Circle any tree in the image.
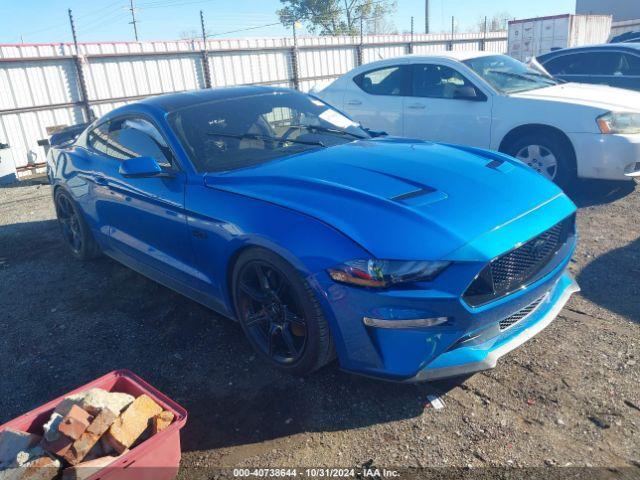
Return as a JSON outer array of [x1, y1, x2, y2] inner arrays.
[[277, 0, 397, 36], [473, 12, 511, 33]]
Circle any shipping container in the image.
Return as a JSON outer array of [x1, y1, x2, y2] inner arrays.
[[508, 14, 612, 62]]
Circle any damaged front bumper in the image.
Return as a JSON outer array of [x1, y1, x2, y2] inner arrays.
[[406, 273, 579, 382]]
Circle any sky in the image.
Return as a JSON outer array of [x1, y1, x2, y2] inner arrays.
[[0, 0, 577, 44]]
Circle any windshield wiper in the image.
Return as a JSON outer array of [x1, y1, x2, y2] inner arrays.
[[487, 69, 554, 84], [207, 131, 325, 147], [287, 124, 368, 139]]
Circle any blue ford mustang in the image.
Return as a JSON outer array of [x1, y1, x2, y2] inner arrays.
[[47, 86, 579, 381]]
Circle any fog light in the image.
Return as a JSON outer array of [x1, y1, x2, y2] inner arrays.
[[363, 316, 449, 329]]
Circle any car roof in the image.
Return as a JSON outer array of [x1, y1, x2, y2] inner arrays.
[[405, 50, 498, 62], [538, 43, 640, 59], [138, 85, 295, 113]]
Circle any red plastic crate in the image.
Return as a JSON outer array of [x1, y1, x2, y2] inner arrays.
[[0, 370, 188, 480]]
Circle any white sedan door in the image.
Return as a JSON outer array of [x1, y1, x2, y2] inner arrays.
[[403, 63, 493, 147], [342, 64, 411, 137]]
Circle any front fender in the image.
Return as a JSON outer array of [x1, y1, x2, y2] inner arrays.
[[184, 183, 371, 317]]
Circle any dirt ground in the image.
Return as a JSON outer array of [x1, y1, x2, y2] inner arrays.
[[0, 178, 638, 476]]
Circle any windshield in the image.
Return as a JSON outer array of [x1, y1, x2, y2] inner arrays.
[[463, 55, 558, 94], [168, 91, 368, 173]]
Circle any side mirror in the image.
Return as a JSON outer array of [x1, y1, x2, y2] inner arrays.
[[118, 156, 173, 178], [453, 86, 485, 101], [363, 127, 388, 138]]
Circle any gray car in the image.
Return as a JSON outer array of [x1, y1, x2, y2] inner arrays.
[[536, 44, 640, 92]]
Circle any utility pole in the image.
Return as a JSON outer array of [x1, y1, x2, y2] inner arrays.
[[425, 0, 429, 34], [482, 16, 488, 51], [291, 21, 300, 91], [357, 13, 364, 66], [449, 16, 455, 51], [67, 9, 93, 122], [409, 16, 414, 54], [200, 10, 212, 88], [129, 0, 139, 41]]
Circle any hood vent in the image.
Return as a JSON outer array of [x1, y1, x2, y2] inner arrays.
[[486, 159, 504, 170], [391, 187, 435, 202]]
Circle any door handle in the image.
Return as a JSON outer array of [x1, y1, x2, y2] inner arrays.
[[407, 103, 426, 110], [346, 99, 362, 106]]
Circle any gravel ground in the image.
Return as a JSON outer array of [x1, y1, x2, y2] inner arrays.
[[0, 178, 638, 475]]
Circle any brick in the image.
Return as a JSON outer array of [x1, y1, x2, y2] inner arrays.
[[61, 455, 119, 480], [151, 411, 175, 435], [58, 406, 93, 441], [63, 409, 117, 466], [105, 395, 162, 454], [0, 429, 41, 470]]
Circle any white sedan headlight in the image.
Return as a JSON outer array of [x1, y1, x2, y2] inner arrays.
[[597, 112, 640, 135]]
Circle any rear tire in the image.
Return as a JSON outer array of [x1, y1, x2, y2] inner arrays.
[[503, 131, 576, 189], [231, 247, 334, 376], [54, 188, 101, 261]]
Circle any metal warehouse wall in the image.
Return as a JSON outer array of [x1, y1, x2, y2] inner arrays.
[[0, 31, 507, 179]]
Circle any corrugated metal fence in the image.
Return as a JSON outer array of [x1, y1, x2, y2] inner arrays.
[[0, 31, 507, 180]]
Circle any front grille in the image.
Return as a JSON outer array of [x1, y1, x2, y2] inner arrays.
[[491, 222, 564, 294], [499, 294, 546, 331], [463, 215, 574, 307]]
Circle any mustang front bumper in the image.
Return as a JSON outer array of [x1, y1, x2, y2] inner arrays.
[[311, 246, 577, 382], [407, 273, 579, 382]]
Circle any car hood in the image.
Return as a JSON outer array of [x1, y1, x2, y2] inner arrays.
[[204, 139, 574, 261], [511, 82, 640, 112]]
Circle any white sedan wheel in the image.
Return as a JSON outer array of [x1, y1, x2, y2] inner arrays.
[[515, 144, 558, 181]]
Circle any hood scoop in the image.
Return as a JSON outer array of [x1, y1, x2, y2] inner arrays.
[[391, 186, 448, 207]]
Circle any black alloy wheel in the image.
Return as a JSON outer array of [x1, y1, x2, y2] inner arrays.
[[232, 248, 334, 375], [55, 191, 84, 255], [54, 189, 101, 260], [237, 261, 308, 364]]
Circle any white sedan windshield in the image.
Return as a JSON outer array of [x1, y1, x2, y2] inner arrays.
[[464, 55, 558, 94]]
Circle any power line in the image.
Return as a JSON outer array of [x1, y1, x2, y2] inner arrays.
[[206, 22, 282, 38]]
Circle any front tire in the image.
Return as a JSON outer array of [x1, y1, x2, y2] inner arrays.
[[503, 132, 576, 188], [54, 189, 101, 260], [231, 248, 334, 376]]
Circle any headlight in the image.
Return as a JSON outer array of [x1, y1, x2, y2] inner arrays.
[[327, 259, 450, 288], [597, 112, 640, 134]]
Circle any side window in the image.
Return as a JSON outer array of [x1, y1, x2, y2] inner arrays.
[[106, 118, 173, 168], [411, 64, 475, 99], [618, 53, 640, 76], [354, 66, 409, 96], [87, 122, 111, 154], [545, 52, 618, 76]]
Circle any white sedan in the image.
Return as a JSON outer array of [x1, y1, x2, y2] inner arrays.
[[315, 51, 640, 186]]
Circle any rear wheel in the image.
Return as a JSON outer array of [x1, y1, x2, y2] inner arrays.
[[232, 248, 334, 375], [504, 132, 576, 188], [54, 189, 100, 260]]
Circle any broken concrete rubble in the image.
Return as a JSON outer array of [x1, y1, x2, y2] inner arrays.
[[2, 386, 176, 480], [152, 411, 175, 435], [53, 389, 134, 418], [0, 430, 41, 470], [41, 414, 62, 443], [0, 444, 61, 480], [106, 394, 162, 454], [61, 455, 119, 480]]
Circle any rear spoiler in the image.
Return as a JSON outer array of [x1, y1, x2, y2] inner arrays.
[[50, 123, 89, 147]]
